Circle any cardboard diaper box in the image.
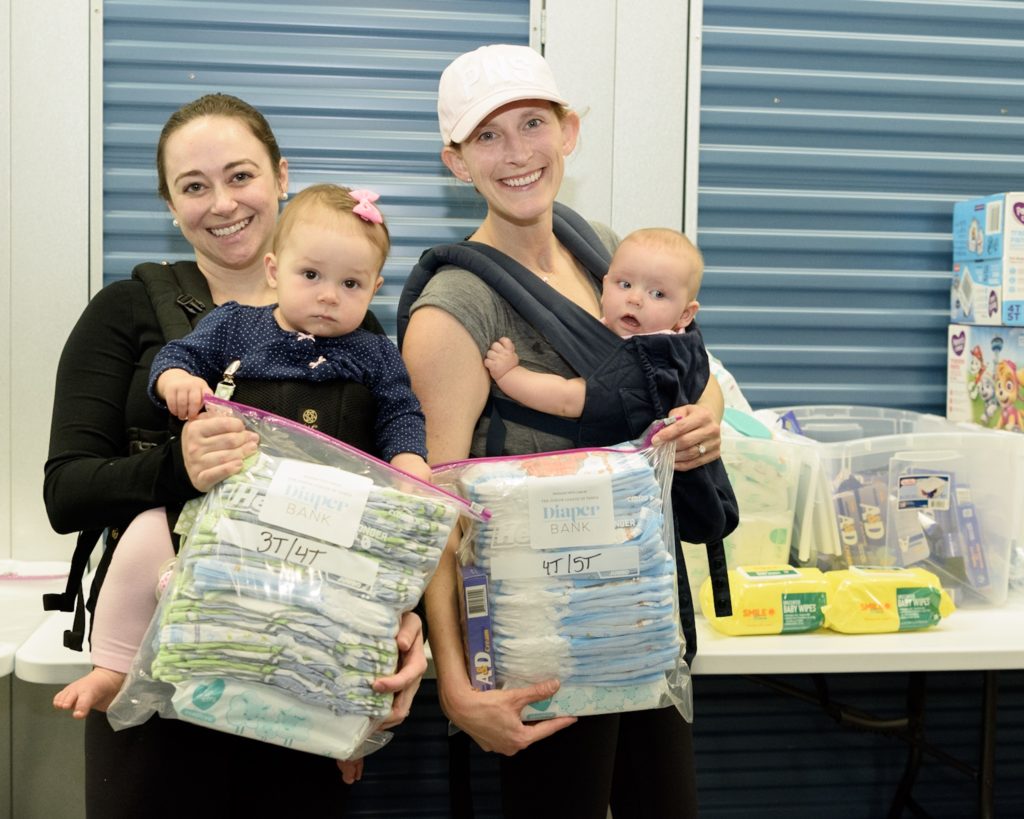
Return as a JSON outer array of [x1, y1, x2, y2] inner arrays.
[[951, 193, 1024, 326], [947, 323, 1024, 432], [951, 258, 1005, 326], [952, 193, 1024, 262]]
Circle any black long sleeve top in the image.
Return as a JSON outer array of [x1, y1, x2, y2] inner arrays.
[[44, 277, 202, 536]]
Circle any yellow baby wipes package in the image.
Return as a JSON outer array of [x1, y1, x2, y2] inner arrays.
[[700, 565, 827, 635], [822, 566, 955, 634]]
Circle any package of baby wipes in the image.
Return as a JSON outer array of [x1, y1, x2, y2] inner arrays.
[[822, 566, 955, 633], [108, 395, 483, 760], [433, 420, 688, 721], [700, 565, 828, 635]]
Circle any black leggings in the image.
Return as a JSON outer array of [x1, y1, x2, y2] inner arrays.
[[499, 706, 698, 819], [85, 711, 350, 818]]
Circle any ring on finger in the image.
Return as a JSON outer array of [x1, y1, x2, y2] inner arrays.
[[696, 442, 707, 457]]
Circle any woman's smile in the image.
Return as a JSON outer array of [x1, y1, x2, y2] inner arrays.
[[209, 216, 252, 238], [501, 169, 543, 188]]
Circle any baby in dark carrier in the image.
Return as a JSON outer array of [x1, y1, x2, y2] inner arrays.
[[400, 207, 739, 647], [483, 226, 706, 422]]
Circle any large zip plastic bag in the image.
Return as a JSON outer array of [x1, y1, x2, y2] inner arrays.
[[433, 419, 690, 721], [109, 395, 484, 759]]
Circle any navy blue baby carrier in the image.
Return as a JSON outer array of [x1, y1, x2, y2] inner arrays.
[[397, 203, 737, 658]]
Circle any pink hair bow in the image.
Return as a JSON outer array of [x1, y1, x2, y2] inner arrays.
[[350, 189, 383, 224]]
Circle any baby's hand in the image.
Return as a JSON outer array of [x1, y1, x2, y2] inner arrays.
[[337, 757, 364, 784], [484, 337, 520, 382], [157, 369, 213, 420], [390, 452, 432, 484]]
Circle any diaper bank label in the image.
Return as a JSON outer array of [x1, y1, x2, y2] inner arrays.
[[260, 458, 372, 547], [526, 472, 616, 549], [486, 473, 635, 581]]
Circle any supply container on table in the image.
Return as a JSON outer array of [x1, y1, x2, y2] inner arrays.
[[768, 404, 1022, 606], [681, 419, 816, 610]]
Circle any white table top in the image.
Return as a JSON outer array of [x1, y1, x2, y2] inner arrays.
[[15, 610, 93, 684], [17, 595, 1024, 686], [1, 564, 71, 677], [690, 597, 1024, 676]]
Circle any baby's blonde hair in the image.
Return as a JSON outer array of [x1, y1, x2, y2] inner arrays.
[[273, 184, 390, 271], [620, 227, 704, 298]]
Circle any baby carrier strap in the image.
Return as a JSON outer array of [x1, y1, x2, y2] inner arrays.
[[399, 202, 626, 449], [43, 262, 215, 652], [132, 260, 215, 337], [399, 202, 612, 371], [41, 529, 105, 650]]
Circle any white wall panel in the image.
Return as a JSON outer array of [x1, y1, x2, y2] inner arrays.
[[8, 0, 88, 560], [546, 0, 695, 237]]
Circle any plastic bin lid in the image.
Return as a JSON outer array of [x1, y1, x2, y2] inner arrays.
[[723, 407, 773, 440]]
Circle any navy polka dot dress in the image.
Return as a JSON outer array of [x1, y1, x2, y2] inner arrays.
[[149, 302, 426, 460]]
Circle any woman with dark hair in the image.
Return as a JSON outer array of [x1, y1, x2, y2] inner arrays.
[[45, 94, 426, 818]]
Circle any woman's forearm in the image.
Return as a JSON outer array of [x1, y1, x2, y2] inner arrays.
[[425, 540, 474, 703], [44, 440, 195, 534], [697, 372, 725, 422]]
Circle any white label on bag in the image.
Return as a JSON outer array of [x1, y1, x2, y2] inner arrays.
[[490, 545, 639, 581], [216, 518, 379, 590], [259, 459, 372, 547], [527, 473, 617, 549]]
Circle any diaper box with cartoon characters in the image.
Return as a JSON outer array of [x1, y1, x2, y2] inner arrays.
[[947, 323, 1024, 433], [768, 404, 1022, 607]]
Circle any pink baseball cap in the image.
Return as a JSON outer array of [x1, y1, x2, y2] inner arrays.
[[438, 44, 568, 145]]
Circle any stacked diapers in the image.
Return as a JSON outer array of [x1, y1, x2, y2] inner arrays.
[[110, 398, 470, 760], [152, 455, 451, 719], [437, 428, 688, 720]]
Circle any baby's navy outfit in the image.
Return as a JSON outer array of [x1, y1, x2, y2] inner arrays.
[[149, 302, 426, 461]]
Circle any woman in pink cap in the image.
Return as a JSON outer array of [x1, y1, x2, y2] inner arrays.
[[401, 44, 723, 818]]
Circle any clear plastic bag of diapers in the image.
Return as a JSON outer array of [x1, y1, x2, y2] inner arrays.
[[432, 419, 690, 722], [108, 395, 485, 760]]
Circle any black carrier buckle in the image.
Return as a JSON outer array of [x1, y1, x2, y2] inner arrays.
[[175, 294, 206, 316]]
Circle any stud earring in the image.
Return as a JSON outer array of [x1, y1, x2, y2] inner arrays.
[[281, 192, 289, 201], [172, 218, 180, 228], [465, 176, 473, 184]]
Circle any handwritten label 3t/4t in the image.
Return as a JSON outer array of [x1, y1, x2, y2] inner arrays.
[[217, 517, 379, 591]]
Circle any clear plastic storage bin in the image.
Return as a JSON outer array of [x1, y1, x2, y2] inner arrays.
[[769, 405, 1023, 607], [774, 404, 959, 441], [681, 431, 816, 610]]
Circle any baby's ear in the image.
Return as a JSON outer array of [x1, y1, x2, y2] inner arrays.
[[373, 274, 384, 294], [675, 300, 700, 331], [264, 252, 280, 288]]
